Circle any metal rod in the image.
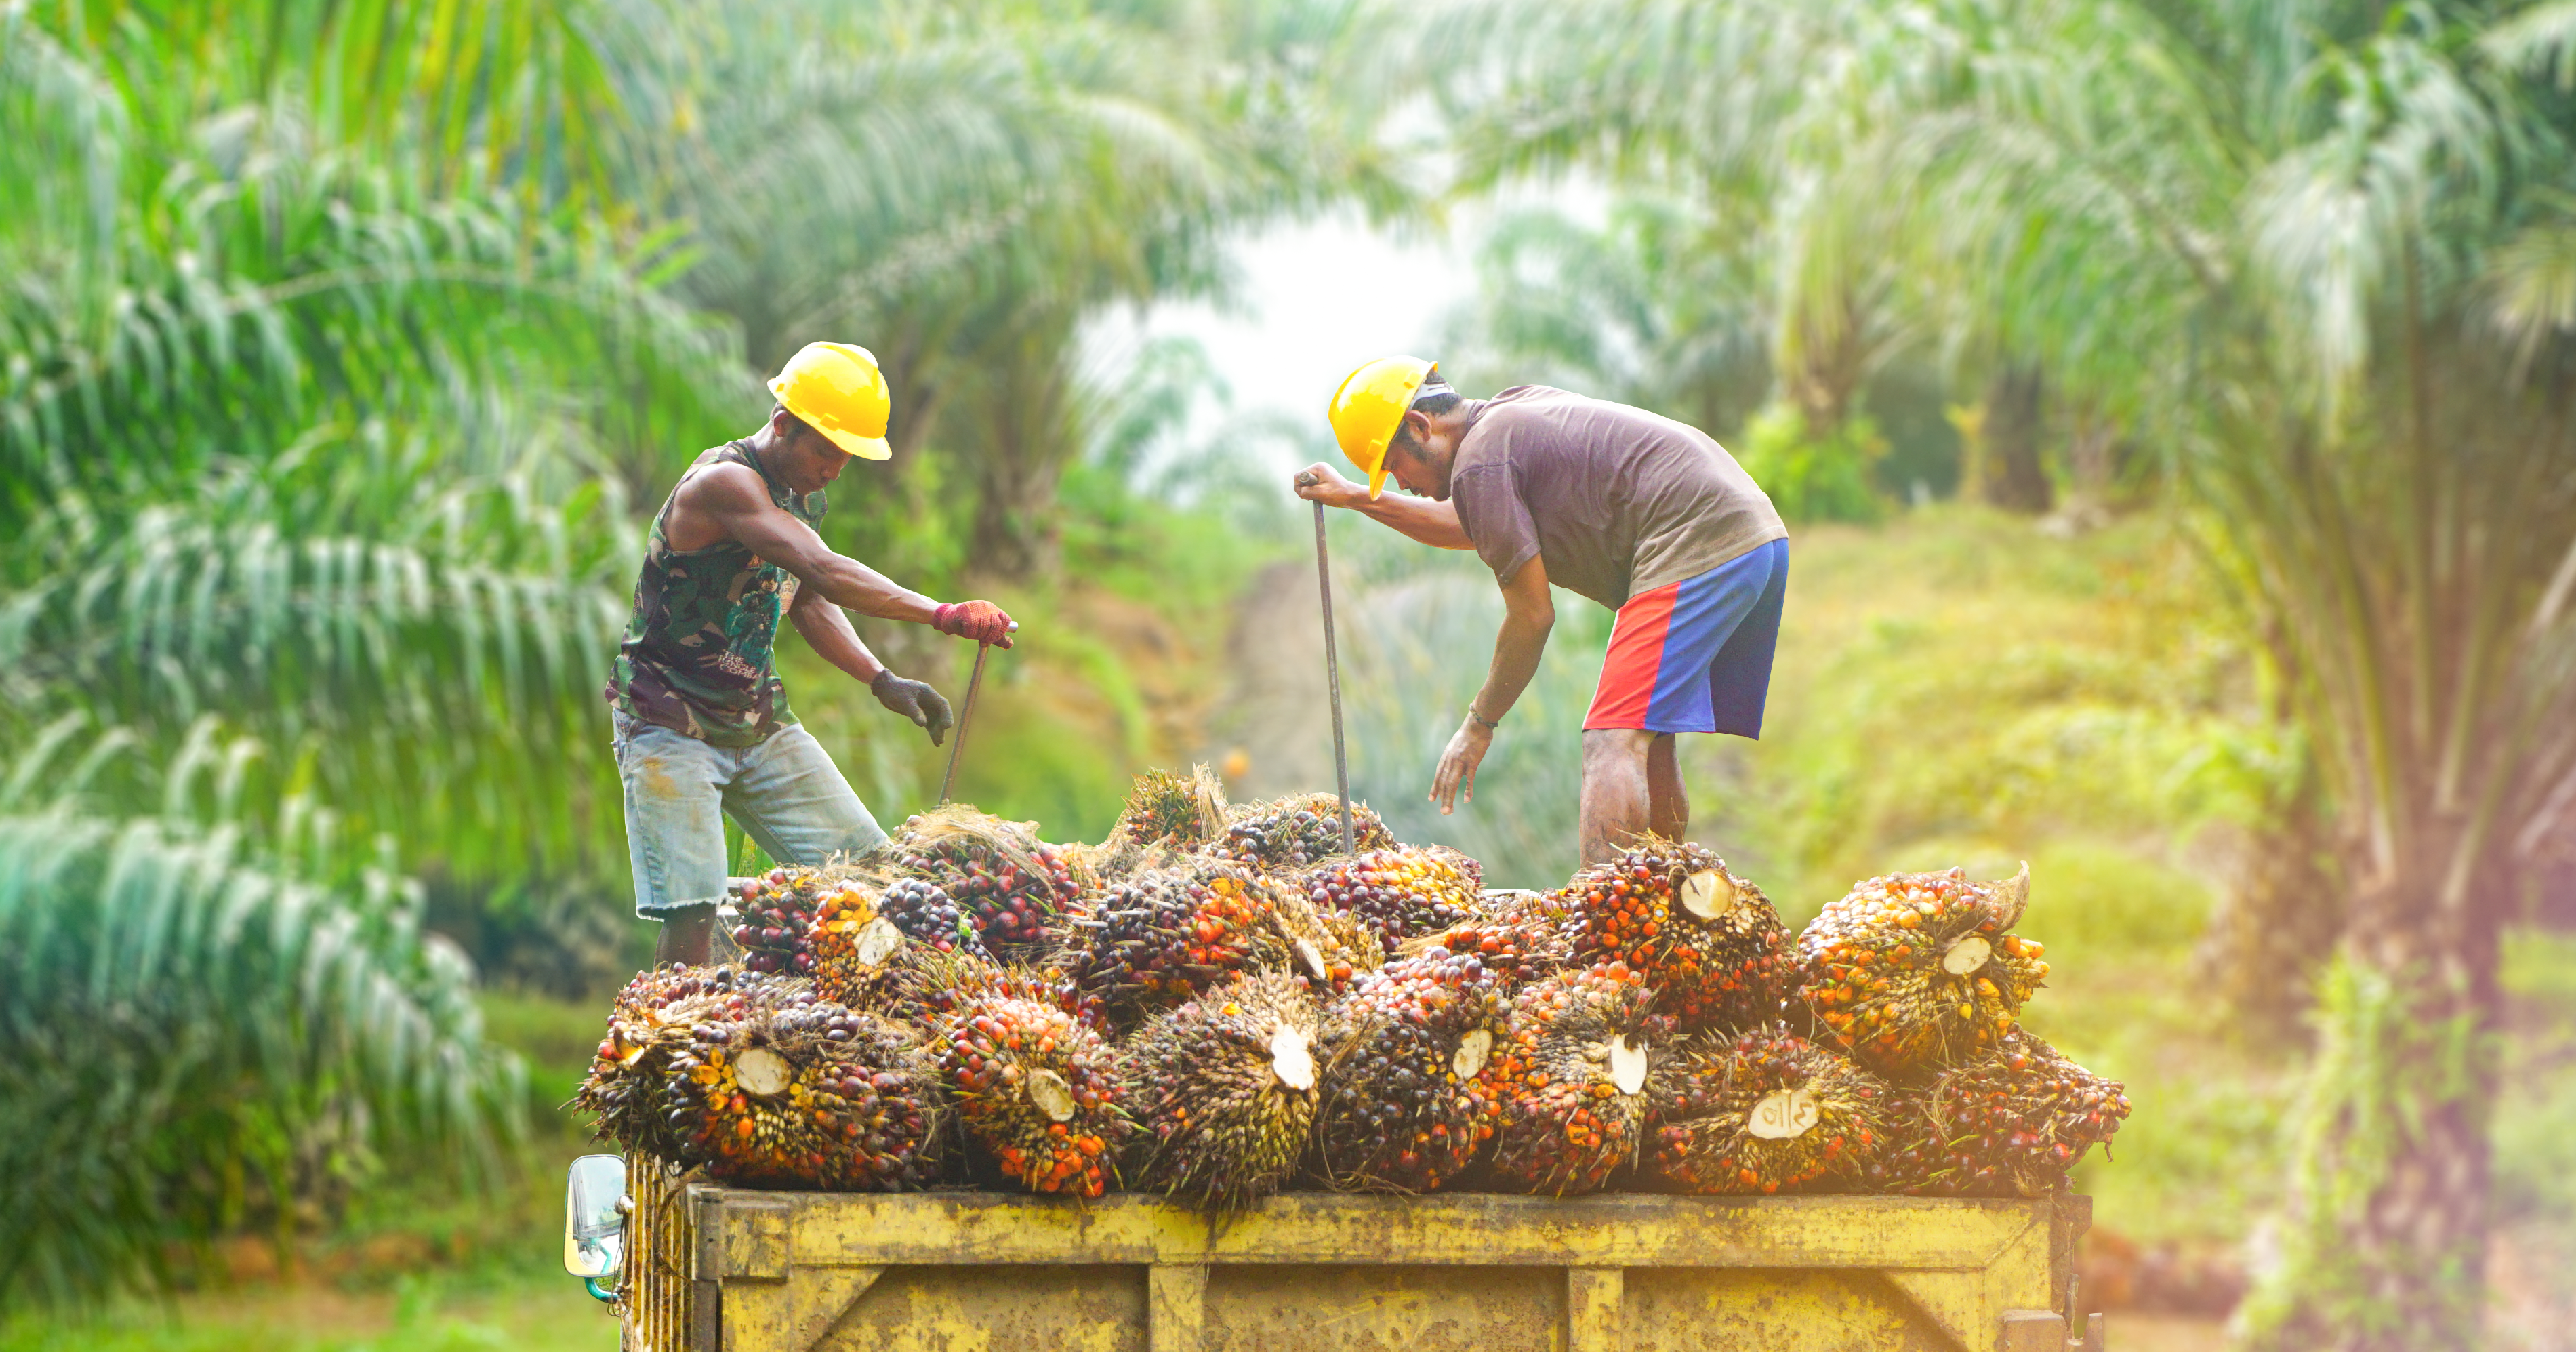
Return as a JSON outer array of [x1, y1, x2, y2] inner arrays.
[[939, 640, 993, 805], [1310, 493, 1356, 855]]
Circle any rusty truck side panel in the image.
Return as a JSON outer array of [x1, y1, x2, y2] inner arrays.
[[622, 1160, 2089, 1351]]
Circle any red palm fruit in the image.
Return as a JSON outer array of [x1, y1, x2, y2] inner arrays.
[[1300, 845, 1484, 949], [724, 867, 827, 976], [1793, 864, 2050, 1075], [1065, 859, 1379, 1016], [1868, 1030, 2130, 1198], [1562, 840, 1793, 1031], [1477, 963, 1667, 1196], [1648, 1025, 1888, 1194], [933, 992, 1134, 1197], [1406, 887, 1580, 984], [803, 880, 916, 1005], [888, 806, 1089, 957], [575, 964, 743, 1160], [1313, 946, 1509, 1193], [1126, 972, 1324, 1208], [651, 971, 944, 1190]]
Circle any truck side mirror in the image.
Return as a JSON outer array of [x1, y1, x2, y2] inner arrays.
[[564, 1154, 630, 1292]]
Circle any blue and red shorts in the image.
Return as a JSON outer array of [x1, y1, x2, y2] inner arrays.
[[1584, 539, 1789, 738]]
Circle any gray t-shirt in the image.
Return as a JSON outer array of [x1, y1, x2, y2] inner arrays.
[[1447, 386, 1787, 609]]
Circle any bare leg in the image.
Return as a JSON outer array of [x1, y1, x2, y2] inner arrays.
[[1647, 733, 1689, 840], [655, 904, 716, 968], [1580, 728, 1657, 865]]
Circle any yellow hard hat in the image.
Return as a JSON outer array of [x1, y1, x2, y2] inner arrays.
[[1327, 355, 1436, 499], [769, 342, 893, 460]]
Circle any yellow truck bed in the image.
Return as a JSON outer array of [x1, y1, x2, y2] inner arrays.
[[620, 1159, 2092, 1351]]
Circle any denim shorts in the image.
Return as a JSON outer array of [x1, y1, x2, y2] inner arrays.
[[614, 712, 890, 916]]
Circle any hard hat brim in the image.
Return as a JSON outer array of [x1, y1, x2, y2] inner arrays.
[[818, 425, 893, 460]]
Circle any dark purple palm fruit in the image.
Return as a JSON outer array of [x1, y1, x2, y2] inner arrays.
[[876, 876, 994, 962], [1313, 945, 1507, 1193], [890, 807, 1086, 956], [727, 868, 826, 976], [1868, 1030, 2130, 1197]]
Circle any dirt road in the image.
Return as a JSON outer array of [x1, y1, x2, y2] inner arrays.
[[1194, 559, 1333, 800]]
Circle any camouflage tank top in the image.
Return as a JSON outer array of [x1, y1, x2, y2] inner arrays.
[[607, 440, 827, 747]]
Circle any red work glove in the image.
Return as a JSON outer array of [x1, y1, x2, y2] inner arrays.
[[932, 600, 1016, 648]]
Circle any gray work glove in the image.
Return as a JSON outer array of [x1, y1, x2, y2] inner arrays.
[[871, 670, 953, 746]]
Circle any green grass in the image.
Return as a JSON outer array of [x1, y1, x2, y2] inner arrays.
[[2, 991, 618, 1351]]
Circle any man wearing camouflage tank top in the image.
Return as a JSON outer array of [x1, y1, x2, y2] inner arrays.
[[608, 343, 1017, 966]]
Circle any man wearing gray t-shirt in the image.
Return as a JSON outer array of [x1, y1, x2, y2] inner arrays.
[[1296, 356, 1788, 866]]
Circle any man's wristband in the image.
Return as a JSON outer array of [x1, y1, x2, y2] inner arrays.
[[1468, 706, 1501, 731]]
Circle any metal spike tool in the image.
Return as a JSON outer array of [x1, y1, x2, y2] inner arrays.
[[1294, 472, 1357, 854], [938, 622, 1014, 805]]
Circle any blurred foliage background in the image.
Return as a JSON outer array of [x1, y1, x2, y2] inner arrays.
[[4, 0, 2574, 1349]]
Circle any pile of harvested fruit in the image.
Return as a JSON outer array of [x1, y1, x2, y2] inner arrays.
[[577, 768, 2128, 1205]]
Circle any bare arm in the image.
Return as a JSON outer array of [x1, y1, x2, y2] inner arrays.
[[787, 574, 956, 744], [1432, 555, 1555, 812], [1292, 463, 1474, 550], [789, 586, 886, 684], [1475, 554, 1556, 721], [677, 465, 941, 622]]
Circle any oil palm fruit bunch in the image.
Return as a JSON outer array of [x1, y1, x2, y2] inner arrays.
[[1300, 845, 1485, 949], [877, 946, 1106, 1031], [890, 807, 1087, 955], [1870, 1030, 2130, 1198], [1214, 793, 1395, 867], [1563, 841, 1793, 1031], [727, 868, 831, 976], [1112, 765, 1231, 849], [933, 991, 1135, 1197], [806, 881, 914, 1006], [1648, 1025, 1886, 1194], [1066, 859, 1374, 1015], [1313, 946, 1507, 1193], [659, 973, 944, 1190], [577, 964, 745, 1159], [1406, 887, 1580, 982], [1478, 963, 1666, 1195], [1794, 864, 2048, 1075], [1126, 972, 1323, 1207], [876, 876, 994, 962]]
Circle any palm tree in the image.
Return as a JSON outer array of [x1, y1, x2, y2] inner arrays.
[[646, 0, 1408, 575], [1435, 2, 2576, 1345], [1, 2, 738, 1300], [1439, 197, 1773, 439]]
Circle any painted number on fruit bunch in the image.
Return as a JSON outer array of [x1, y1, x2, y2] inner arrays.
[[1748, 1088, 1820, 1139]]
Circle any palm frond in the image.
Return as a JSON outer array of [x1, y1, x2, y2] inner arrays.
[[0, 806, 520, 1306]]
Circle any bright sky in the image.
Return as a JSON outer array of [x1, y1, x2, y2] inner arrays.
[[1084, 207, 1476, 469]]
